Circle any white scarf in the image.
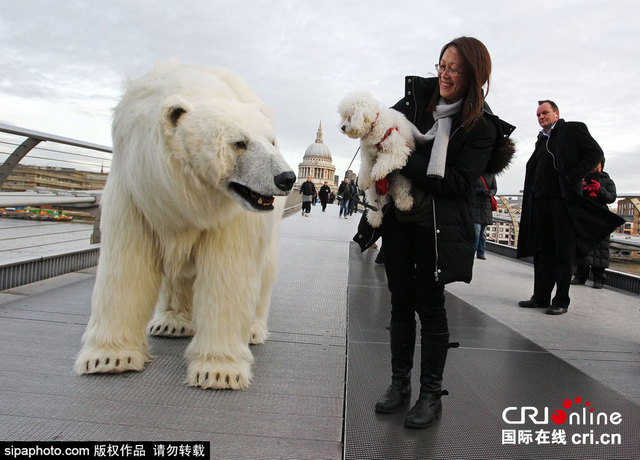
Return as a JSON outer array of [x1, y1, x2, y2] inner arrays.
[[416, 98, 462, 179]]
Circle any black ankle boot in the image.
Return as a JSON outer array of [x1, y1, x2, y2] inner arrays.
[[375, 320, 416, 414], [404, 390, 447, 428], [375, 383, 412, 414], [404, 332, 456, 429]]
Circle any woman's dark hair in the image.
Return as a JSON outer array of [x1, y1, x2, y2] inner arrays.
[[428, 36, 492, 129]]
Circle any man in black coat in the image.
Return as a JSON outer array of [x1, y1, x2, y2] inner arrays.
[[517, 100, 622, 315], [299, 175, 316, 216], [318, 181, 331, 212]]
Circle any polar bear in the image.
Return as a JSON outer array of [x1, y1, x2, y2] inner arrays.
[[74, 62, 296, 390]]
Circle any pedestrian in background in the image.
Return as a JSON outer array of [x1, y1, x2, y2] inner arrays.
[[300, 175, 316, 217], [571, 160, 618, 289], [472, 173, 497, 260], [318, 181, 331, 212], [348, 182, 359, 215], [517, 100, 623, 315], [338, 177, 354, 219]]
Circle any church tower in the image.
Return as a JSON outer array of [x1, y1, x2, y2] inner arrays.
[[296, 122, 337, 190]]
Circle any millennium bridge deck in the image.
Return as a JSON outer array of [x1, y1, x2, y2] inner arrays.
[[1, 203, 639, 459]]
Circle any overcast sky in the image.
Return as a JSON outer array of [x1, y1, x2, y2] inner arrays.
[[1, 0, 639, 194]]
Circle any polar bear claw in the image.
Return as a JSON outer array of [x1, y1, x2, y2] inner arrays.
[[148, 310, 194, 337], [187, 357, 252, 390], [249, 320, 268, 345], [74, 347, 149, 374]]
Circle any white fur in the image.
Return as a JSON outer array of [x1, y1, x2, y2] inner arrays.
[[337, 91, 416, 227], [74, 62, 294, 390]]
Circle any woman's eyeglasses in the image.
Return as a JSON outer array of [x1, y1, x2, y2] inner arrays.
[[435, 64, 466, 77]]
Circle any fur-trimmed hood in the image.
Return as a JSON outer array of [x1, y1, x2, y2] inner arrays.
[[482, 110, 516, 176]]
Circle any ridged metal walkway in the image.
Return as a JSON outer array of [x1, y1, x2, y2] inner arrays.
[[346, 244, 639, 459], [1, 203, 639, 459]]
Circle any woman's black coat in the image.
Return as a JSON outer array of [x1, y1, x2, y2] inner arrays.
[[354, 76, 515, 284]]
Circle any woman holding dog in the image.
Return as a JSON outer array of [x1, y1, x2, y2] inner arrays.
[[368, 36, 514, 428]]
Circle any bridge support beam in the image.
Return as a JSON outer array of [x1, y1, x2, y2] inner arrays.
[[0, 137, 43, 188]]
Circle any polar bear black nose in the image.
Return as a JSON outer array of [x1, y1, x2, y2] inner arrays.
[[274, 171, 296, 191]]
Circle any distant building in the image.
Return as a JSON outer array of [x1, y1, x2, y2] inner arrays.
[[485, 198, 521, 246], [616, 197, 640, 235], [1, 164, 108, 192], [296, 122, 337, 191]]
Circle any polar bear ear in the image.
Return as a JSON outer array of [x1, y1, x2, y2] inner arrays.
[[168, 106, 187, 127], [163, 97, 192, 133]]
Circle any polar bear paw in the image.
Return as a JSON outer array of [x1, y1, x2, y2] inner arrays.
[[249, 320, 268, 345], [186, 357, 252, 390], [74, 346, 149, 374], [148, 311, 194, 337]]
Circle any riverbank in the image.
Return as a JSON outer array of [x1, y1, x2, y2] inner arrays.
[[610, 260, 640, 277]]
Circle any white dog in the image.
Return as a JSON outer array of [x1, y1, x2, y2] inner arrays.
[[338, 91, 416, 227]]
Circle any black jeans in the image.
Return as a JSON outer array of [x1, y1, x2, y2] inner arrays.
[[382, 216, 447, 334], [532, 197, 576, 307], [575, 264, 606, 284]]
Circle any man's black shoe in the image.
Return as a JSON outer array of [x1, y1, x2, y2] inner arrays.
[[545, 305, 568, 315], [592, 281, 604, 289], [518, 298, 548, 308], [570, 277, 586, 285]]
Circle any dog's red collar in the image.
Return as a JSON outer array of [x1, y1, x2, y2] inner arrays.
[[375, 127, 398, 151], [370, 112, 380, 130]]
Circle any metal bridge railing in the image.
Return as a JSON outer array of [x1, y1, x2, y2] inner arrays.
[[0, 123, 112, 289], [1, 122, 639, 292], [0, 121, 112, 189]]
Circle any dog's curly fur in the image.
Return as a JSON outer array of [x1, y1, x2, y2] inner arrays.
[[338, 91, 416, 227]]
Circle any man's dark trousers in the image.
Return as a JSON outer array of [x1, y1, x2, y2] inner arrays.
[[532, 197, 576, 308]]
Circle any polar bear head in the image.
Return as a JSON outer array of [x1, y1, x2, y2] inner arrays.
[[111, 62, 295, 219], [337, 91, 382, 139]]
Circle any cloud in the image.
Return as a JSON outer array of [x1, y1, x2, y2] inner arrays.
[[0, 0, 639, 194]]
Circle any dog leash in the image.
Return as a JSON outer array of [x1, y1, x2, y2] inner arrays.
[[346, 145, 360, 174]]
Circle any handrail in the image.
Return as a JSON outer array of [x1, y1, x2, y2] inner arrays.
[[0, 122, 112, 189], [0, 122, 111, 152], [0, 189, 102, 207]]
